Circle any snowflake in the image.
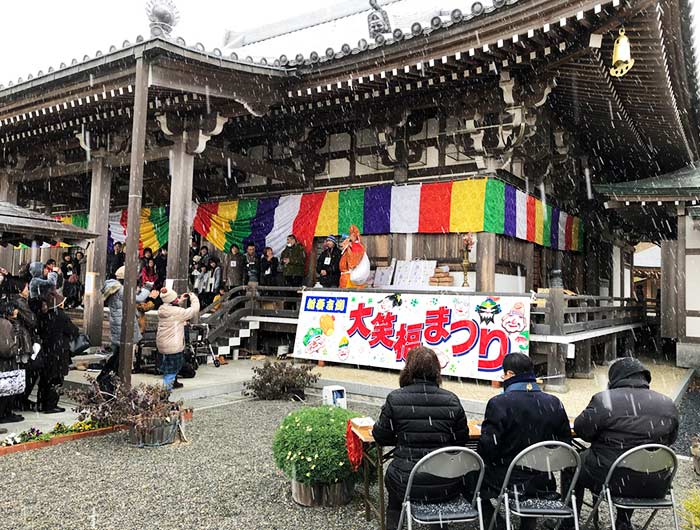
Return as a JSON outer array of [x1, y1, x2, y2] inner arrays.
[[410, 298, 419, 307]]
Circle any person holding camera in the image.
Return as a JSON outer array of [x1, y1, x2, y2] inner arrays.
[[156, 288, 200, 390]]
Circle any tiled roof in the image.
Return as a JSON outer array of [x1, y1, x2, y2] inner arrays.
[[596, 164, 700, 198], [223, 0, 517, 67], [0, 36, 286, 98], [0, 201, 97, 245]]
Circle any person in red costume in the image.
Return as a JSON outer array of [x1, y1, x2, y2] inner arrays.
[[339, 225, 368, 288]]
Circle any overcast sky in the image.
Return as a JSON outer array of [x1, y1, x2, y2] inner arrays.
[[1, 0, 700, 86], [0, 0, 330, 83]]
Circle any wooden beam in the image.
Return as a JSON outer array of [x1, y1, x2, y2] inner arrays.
[[149, 62, 288, 115], [8, 146, 172, 182], [119, 56, 149, 389], [201, 147, 305, 185]]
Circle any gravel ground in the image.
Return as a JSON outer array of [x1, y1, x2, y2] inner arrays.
[[0, 395, 697, 530], [0, 397, 382, 530], [672, 376, 700, 457]]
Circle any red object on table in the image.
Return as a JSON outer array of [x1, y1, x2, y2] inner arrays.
[[346, 420, 364, 472]]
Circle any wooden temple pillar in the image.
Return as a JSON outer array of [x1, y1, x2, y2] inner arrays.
[[156, 111, 226, 294], [0, 175, 18, 271], [524, 243, 535, 292], [167, 137, 195, 295], [119, 56, 150, 388], [546, 269, 569, 393], [476, 232, 496, 292], [84, 157, 112, 347]]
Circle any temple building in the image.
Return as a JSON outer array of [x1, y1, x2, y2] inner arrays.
[[0, 0, 698, 387]]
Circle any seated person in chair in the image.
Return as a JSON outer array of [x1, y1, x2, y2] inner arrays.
[[478, 353, 572, 530], [372, 346, 470, 530], [570, 357, 679, 530]]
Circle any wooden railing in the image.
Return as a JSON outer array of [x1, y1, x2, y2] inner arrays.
[[201, 285, 303, 342], [530, 294, 648, 336]]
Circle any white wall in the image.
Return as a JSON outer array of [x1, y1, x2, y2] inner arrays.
[[624, 267, 631, 298], [686, 255, 700, 311], [496, 273, 526, 293], [686, 317, 700, 338], [686, 216, 700, 249], [439, 272, 526, 293]]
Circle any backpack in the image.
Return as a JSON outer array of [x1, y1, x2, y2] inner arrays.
[[0, 318, 17, 359]]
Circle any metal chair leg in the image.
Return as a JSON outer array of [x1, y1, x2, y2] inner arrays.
[[671, 490, 682, 530], [584, 491, 604, 530], [571, 492, 580, 530], [607, 488, 617, 530], [488, 495, 504, 530], [478, 494, 485, 530], [405, 501, 412, 530], [505, 492, 512, 530], [397, 502, 406, 530], [640, 509, 659, 530]]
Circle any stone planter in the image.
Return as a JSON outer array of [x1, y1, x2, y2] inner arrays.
[[291, 478, 354, 507], [128, 416, 179, 448]]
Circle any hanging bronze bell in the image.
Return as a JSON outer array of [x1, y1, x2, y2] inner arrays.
[[610, 27, 634, 77]]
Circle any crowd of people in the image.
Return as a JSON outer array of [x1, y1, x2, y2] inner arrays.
[[187, 231, 359, 303], [374, 347, 678, 530], [97, 243, 200, 390], [0, 260, 82, 428], [188, 234, 312, 305]]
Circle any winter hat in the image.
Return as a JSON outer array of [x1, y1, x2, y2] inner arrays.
[[326, 235, 338, 245], [159, 287, 178, 305], [608, 357, 651, 389], [115, 266, 126, 280]]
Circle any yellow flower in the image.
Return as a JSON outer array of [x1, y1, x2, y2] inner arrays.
[[338, 462, 344, 466]]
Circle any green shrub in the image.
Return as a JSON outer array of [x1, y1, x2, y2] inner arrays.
[[273, 405, 360, 485], [244, 361, 318, 400], [681, 488, 700, 530]]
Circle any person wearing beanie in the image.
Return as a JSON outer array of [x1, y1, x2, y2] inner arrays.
[[316, 235, 341, 288], [156, 287, 200, 390], [569, 357, 679, 530], [478, 353, 571, 530]]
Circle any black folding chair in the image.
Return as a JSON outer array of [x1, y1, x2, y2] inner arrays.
[[397, 446, 486, 530], [583, 444, 680, 530], [488, 441, 581, 530]]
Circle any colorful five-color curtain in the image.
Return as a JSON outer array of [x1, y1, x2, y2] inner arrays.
[[61, 178, 584, 256]]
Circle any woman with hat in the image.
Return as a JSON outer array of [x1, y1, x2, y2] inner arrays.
[[98, 265, 151, 390], [316, 235, 341, 288], [156, 287, 200, 390]]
